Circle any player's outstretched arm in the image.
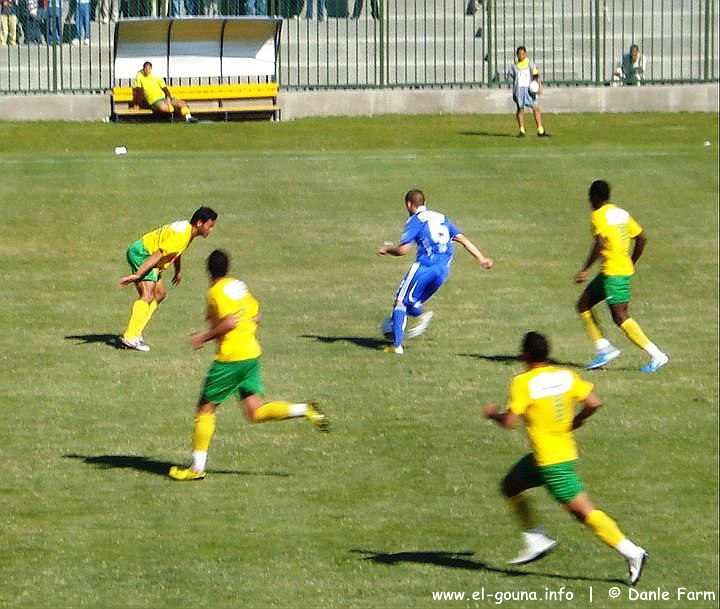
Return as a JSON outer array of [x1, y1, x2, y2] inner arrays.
[[571, 392, 603, 429], [377, 243, 412, 257], [454, 234, 493, 269], [191, 314, 237, 349], [482, 404, 519, 429], [575, 238, 602, 283], [119, 250, 164, 287], [631, 231, 647, 266]]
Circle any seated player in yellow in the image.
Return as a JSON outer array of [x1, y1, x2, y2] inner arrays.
[[482, 331, 648, 586], [133, 61, 197, 123], [575, 179, 668, 372], [118, 206, 218, 352], [169, 249, 329, 482]]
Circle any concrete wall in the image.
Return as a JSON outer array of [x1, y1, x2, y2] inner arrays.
[[0, 83, 717, 121]]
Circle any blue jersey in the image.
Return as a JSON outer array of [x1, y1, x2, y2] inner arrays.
[[399, 206, 461, 268]]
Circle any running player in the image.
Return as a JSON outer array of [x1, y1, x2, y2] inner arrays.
[[575, 180, 668, 372], [482, 331, 648, 585], [169, 249, 328, 482], [118, 206, 217, 351], [377, 189, 493, 354]]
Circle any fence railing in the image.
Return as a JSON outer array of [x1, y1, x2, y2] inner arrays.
[[0, 0, 717, 93]]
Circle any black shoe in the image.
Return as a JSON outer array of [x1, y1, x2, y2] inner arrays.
[[538, 131, 551, 137], [516, 132, 526, 138]]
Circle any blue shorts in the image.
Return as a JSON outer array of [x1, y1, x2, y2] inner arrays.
[[514, 87, 537, 110], [394, 263, 448, 310]]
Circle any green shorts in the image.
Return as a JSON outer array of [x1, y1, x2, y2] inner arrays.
[[151, 96, 177, 108], [126, 240, 159, 282], [200, 358, 265, 405], [587, 273, 631, 305], [511, 453, 584, 504]]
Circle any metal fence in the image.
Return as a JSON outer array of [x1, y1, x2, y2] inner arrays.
[[0, 0, 717, 93]]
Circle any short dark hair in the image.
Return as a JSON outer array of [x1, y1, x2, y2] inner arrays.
[[589, 180, 611, 204], [516, 45, 527, 54], [143, 61, 152, 69], [405, 189, 425, 206], [208, 249, 229, 279], [522, 331, 549, 363], [190, 206, 218, 225]]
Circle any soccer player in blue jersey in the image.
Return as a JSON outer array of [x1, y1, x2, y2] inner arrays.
[[377, 189, 494, 354]]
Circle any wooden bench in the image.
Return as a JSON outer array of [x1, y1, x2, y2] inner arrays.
[[111, 82, 280, 122]]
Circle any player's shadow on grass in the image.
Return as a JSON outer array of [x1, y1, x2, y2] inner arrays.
[[351, 549, 623, 585], [65, 333, 124, 349], [300, 334, 386, 351], [65, 454, 291, 478], [459, 353, 582, 368], [460, 131, 516, 138]]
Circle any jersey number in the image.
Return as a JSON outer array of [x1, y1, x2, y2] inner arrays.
[[427, 218, 450, 253]]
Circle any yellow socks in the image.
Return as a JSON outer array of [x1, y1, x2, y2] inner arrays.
[[181, 106, 190, 116], [585, 509, 625, 547], [253, 400, 309, 422], [509, 493, 535, 530], [537, 125, 545, 135], [580, 310, 604, 343], [620, 318, 651, 349], [192, 413, 216, 452], [190, 413, 216, 473], [123, 300, 158, 340], [123, 299, 150, 340]]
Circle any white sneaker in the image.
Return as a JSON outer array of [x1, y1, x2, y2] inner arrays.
[[382, 345, 404, 355], [72, 38, 80, 45], [628, 548, 648, 585], [585, 346, 621, 370], [83, 38, 90, 45], [507, 530, 557, 565], [120, 336, 150, 352], [640, 353, 668, 373], [406, 311, 434, 339]]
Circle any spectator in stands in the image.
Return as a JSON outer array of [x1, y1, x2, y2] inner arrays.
[[73, 0, 89, 44], [151, 0, 169, 17], [0, 0, 18, 45], [97, 0, 119, 22], [613, 44, 646, 86], [201, 0, 217, 16], [245, 0, 265, 15], [306, 0, 324, 19], [506, 45, 549, 138], [46, 0, 62, 41], [134, 61, 198, 123], [351, 0, 377, 19], [170, 0, 180, 15], [22, 0, 44, 43]]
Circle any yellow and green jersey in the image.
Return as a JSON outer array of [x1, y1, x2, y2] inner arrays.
[[140, 221, 193, 271], [508, 366, 594, 467], [135, 71, 167, 105], [207, 277, 262, 363], [591, 203, 643, 276]]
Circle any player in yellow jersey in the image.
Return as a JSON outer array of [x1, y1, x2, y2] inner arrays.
[[169, 249, 329, 481], [482, 331, 648, 585], [133, 61, 197, 123], [118, 206, 217, 352], [575, 180, 668, 372]]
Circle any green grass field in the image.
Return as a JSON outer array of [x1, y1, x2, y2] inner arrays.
[[0, 113, 717, 609]]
